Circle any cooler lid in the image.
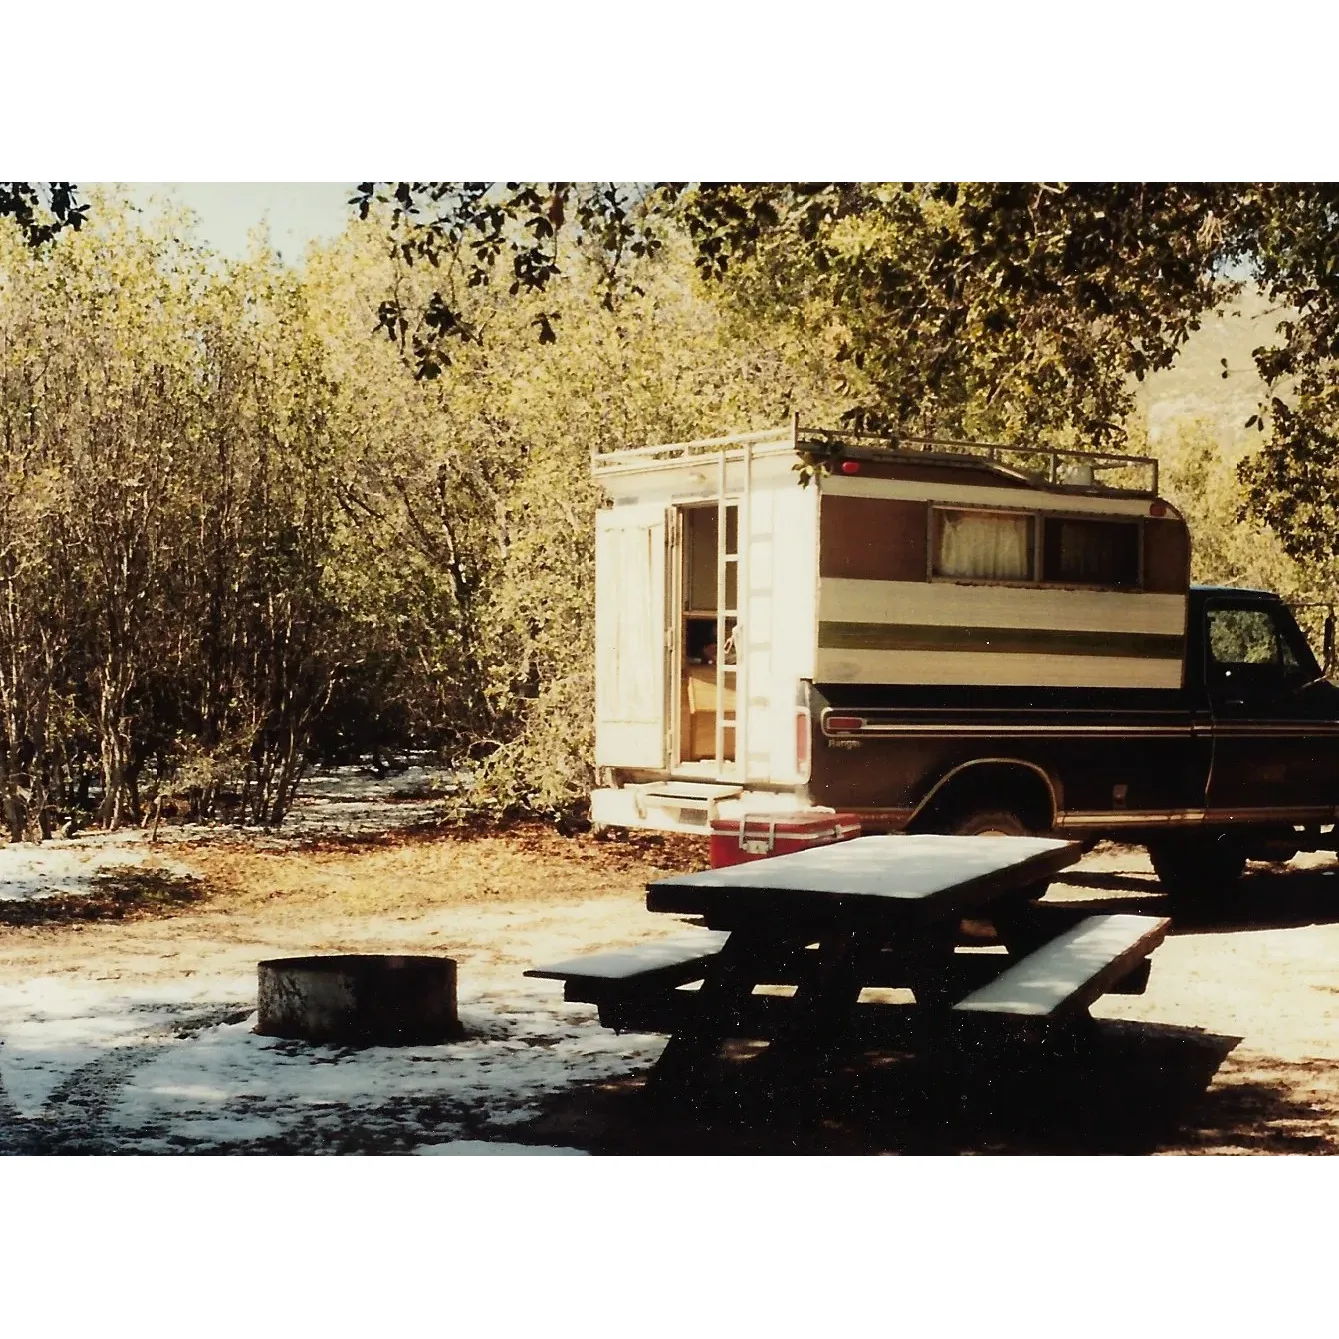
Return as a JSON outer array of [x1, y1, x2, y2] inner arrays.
[[710, 810, 861, 836]]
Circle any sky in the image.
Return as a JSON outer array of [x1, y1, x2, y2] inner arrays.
[[113, 183, 356, 263]]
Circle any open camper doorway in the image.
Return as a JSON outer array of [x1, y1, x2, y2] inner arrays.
[[673, 501, 739, 774]]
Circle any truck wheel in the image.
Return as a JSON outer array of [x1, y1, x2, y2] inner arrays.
[[949, 809, 1046, 905], [950, 809, 1028, 838], [1147, 834, 1247, 897]]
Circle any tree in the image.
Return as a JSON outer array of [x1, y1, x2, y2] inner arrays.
[[0, 183, 86, 246], [1227, 187, 1339, 570], [1150, 418, 1322, 596], [9, 191, 825, 832], [356, 183, 1339, 569], [304, 215, 839, 816], [353, 183, 1237, 439], [0, 196, 389, 832]]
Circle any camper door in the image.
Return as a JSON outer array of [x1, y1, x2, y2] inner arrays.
[[594, 506, 668, 769]]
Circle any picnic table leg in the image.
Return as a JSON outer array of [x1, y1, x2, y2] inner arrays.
[[783, 929, 865, 1035], [900, 925, 965, 1010], [646, 929, 766, 1095], [756, 926, 891, 1076]]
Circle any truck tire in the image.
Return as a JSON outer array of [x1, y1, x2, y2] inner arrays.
[[1147, 833, 1247, 897], [950, 809, 1029, 838], [949, 808, 1046, 904]]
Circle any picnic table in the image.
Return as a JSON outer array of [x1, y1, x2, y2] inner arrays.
[[527, 834, 1170, 1091]]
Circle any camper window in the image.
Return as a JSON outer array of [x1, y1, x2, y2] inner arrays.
[[683, 504, 737, 613], [932, 509, 1034, 581], [930, 506, 1144, 590], [1041, 516, 1140, 587]]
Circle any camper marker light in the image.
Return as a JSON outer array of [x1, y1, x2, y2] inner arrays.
[[839, 459, 862, 475], [1149, 501, 1167, 516], [825, 715, 865, 733]]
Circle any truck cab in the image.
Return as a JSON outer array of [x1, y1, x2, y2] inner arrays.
[[811, 584, 1339, 892], [1140, 586, 1339, 889]]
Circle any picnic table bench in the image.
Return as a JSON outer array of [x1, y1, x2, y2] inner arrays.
[[526, 933, 730, 1007], [527, 834, 1170, 1089]]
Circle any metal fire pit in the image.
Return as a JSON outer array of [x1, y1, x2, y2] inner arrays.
[[256, 954, 463, 1045]]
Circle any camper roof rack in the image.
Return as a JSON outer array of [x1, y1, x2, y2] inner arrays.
[[593, 421, 1160, 497], [801, 427, 1160, 497], [592, 425, 796, 471]]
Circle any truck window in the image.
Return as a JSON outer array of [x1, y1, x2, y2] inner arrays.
[[931, 509, 1033, 581], [1207, 606, 1299, 669], [1041, 517, 1140, 587]]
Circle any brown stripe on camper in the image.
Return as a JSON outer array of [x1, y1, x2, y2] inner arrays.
[[818, 621, 1186, 660], [819, 495, 928, 582], [1143, 516, 1191, 595]]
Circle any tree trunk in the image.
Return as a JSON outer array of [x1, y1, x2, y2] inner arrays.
[[96, 659, 137, 830], [1, 784, 24, 844]]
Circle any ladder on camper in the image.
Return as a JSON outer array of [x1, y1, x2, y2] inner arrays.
[[715, 447, 747, 774]]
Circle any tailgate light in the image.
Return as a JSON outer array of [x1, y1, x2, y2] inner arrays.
[[825, 715, 865, 733], [795, 709, 811, 780]]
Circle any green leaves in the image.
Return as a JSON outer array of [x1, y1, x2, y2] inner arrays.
[[353, 182, 666, 378], [0, 182, 87, 247]]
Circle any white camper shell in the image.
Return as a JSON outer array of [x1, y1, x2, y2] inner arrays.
[[590, 420, 1183, 835]]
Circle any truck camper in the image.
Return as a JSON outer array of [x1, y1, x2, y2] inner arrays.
[[590, 419, 1339, 892]]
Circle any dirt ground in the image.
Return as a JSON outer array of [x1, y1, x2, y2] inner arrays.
[[2, 820, 1339, 1155]]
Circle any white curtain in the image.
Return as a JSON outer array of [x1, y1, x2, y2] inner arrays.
[[935, 511, 1032, 580]]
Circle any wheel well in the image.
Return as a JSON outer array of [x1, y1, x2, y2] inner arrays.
[[909, 761, 1056, 835]]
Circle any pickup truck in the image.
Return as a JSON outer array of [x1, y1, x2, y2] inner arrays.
[[811, 584, 1339, 894], [588, 423, 1339, 895]]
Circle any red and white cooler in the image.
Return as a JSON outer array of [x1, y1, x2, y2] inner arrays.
[[708, 810, 862, 869]]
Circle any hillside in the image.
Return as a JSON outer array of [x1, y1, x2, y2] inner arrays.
[[1138, 284, 1287, 448]]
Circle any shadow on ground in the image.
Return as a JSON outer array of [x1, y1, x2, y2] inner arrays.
[[1049, 862, 1339, 937], [517, 1018, 1272, 1155], [1173, 1054, 1339, 1153], [0, 869, 207, 928]]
